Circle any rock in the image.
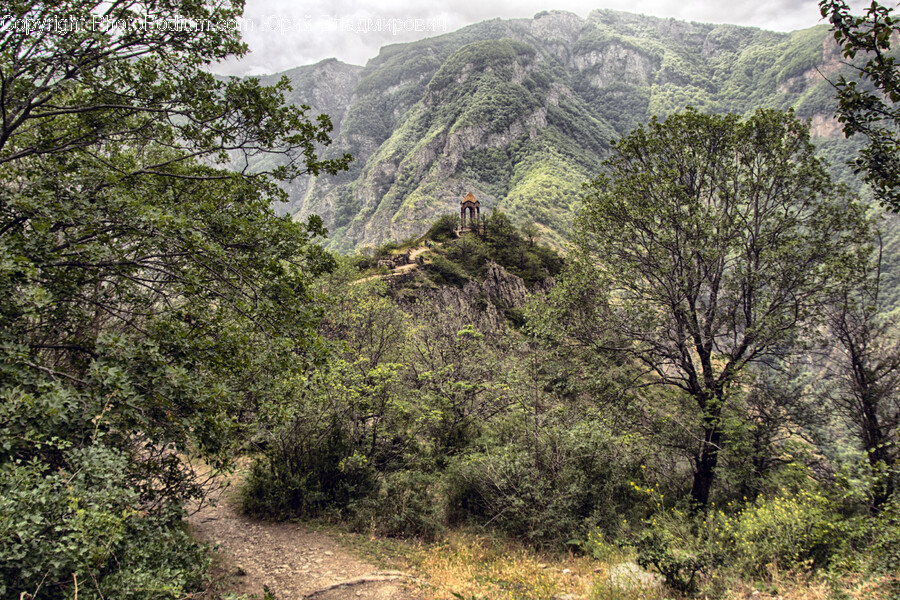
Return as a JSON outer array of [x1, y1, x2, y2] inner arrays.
[[607, 561, 664, 589], [400, 261, 546, 332], [552, 594, 585, 600]]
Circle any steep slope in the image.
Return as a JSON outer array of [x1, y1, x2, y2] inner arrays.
[[268, 10, 851, 252]]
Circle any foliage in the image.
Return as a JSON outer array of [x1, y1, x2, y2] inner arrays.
[[823, 234, 900, 507], [348, 470, 445, 540], [428, 254, 473, 287], [575, 108, 869, 507], [867, 495, 900, 573], [0, 0, 348, 596], [428, 39, 537, 96], [445, 411, 644, 547], [427, 214, 463, 242], [243, 281, 409, 518], [720, 491, 849, 577], [0, 444, 210, 599], [463, 212, 564, 286], [820, 0, 900, 211], [631, 484, 852, 595]]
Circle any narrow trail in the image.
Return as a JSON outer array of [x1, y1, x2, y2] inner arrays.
[[188, 484, 423, 600], [352, 245, 431, 285]]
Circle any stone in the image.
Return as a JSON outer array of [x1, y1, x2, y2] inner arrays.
[[607, 561, 664, 590]]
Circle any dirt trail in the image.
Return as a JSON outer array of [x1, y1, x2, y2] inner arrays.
[[189, 485, 423, 600], [352, 246, 431, 285]]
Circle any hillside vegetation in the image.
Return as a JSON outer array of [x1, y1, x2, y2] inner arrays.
[[272, 10, 860, 252]]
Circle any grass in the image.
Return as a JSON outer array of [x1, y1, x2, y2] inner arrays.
[[329, 527, 667, 600], [326, 522, 900, 600]]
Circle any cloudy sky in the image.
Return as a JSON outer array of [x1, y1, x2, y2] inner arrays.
[[212, 0, 862, 76]]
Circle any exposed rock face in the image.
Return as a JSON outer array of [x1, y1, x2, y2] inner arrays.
[[808, 113, 842, 139], [397, 262, 549, 332], [573, 45, 656, 87], [530, 10, 584, 45]]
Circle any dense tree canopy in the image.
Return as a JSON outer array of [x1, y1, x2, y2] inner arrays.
[[0, 1, 349, 597], [574, 108, 869, 507]]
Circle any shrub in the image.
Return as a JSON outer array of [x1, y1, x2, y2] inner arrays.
[[427, 255, 471, 287], [445, 419, 641, 547], [242, 431, 378, 519], [445, 445, 585, 545], [629, 485, 722, 595], [635, 528, 706, 595], [857, 494, 900, 575], [721, 490, 848, 577], [0, 444, 210, 599], [426, 214, 460, 243], [349, 470, 445, 540]]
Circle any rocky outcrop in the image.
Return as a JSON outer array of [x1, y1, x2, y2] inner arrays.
[[573, 44, 656, 87], [397, 262, 551, 331]]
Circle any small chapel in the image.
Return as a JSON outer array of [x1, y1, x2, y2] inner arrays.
[[460, 192, 480, 232]]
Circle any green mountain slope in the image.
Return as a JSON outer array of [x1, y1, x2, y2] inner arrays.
[[269, 10, 856, 252]]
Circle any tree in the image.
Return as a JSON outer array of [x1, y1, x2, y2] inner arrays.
[[820, 0, 900, 211], [0, 0, 349, 178], [575, 108, 868, 508], [824, 232, 900, 508], [0, 1, 349, 596]]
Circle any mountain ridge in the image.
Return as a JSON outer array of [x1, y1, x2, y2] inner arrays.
[[259, 9, 852, 252]]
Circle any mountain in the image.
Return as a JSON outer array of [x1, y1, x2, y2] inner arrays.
[[264, 9, 855, 252]]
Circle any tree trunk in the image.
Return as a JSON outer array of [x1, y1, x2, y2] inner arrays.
[[690, 426, 722, 508], [862, 398, 893, 508]]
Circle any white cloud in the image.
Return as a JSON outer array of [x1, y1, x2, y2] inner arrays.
[[209, 0, 869, 76]]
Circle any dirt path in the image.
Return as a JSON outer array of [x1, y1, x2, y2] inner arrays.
[[189, 485, 424, 600], [352, 246, 431, 285]]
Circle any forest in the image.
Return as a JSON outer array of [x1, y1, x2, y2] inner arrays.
[[1, 1, 899, 600]]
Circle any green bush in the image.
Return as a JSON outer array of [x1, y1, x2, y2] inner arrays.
[[426, 255, 471, 287], [0, 444, 209, 600], [426, 214, 461, 243], [242, 430, 378, 519], [446, 445, 586, 545], [720, 491, 847, 576], [869, 496, 900, 574], [445, 419, 641, 547], [635, 528, 707, 595], [349, 470, 445, 540], [631, 487, 852, 594]]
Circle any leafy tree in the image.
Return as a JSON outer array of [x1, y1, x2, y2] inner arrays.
[[0, 0, 349, 177], [820, 0, 900, 210], [824, 233, 900, 508], [575, 108, 868, 508], [0, 0, 349, 596]]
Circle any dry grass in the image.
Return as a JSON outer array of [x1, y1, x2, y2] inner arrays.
[[389, 530, 671, 600], [409, 531, 595, 599]]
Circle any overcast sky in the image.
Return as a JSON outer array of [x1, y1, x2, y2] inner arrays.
[[211, 0, 866, 76]]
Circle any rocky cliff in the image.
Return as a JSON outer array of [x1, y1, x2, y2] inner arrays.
[[396, 261, 550, 332]]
